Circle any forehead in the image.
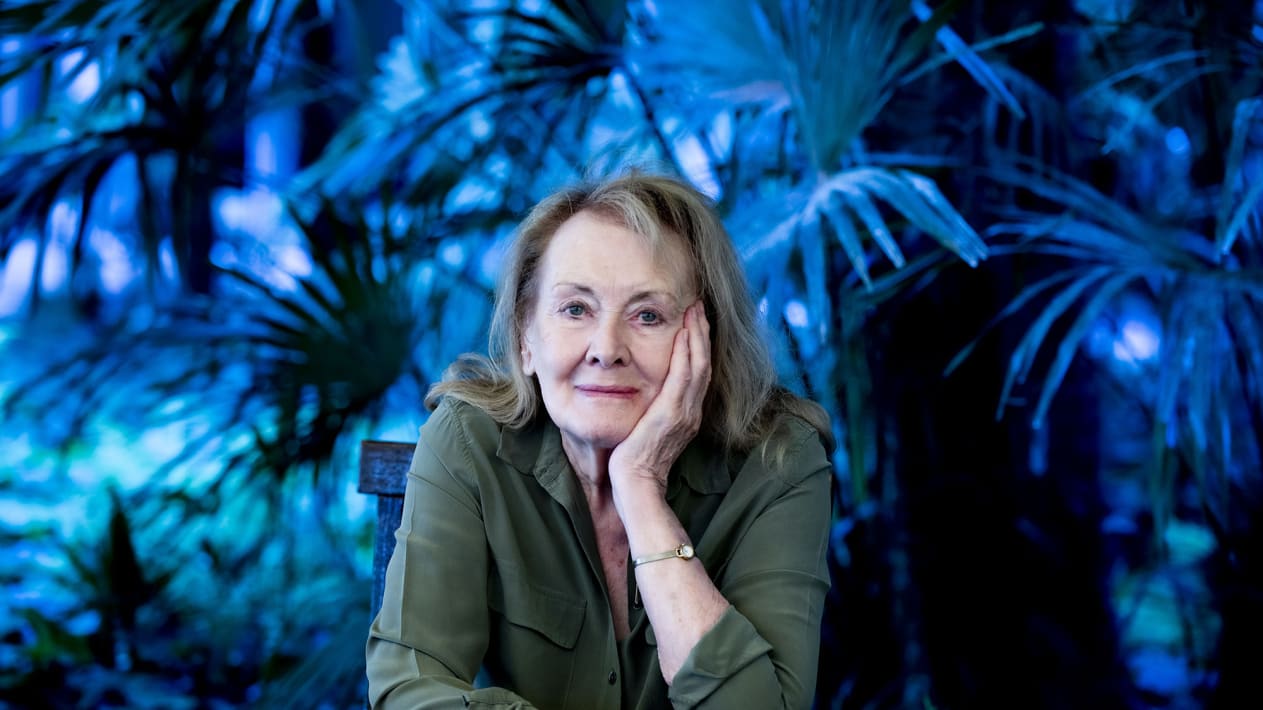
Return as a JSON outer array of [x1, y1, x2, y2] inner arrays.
[[536, 211, 696, 295]]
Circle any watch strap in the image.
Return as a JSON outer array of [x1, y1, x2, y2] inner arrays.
[[632, 543, 695, 567]]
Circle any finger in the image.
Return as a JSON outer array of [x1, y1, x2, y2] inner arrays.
[[690, 302, 710, 369], [658, 320, 692, 407], [677, 313, 693, 390], [688, 302, 710, 393]]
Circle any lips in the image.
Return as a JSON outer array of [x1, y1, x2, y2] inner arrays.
[[576, 385, 638, 396]]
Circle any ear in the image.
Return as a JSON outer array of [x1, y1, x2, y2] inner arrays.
[[520, 330, 536, 376]]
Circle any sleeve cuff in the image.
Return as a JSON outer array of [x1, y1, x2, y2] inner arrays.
[[667, 605, 773, 707], [461, 687, 537, 709]]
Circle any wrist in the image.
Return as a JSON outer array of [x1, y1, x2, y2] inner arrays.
[[611, 475, 667, 521], [614, 497, 689, 562], [632, 543, 695, 567]]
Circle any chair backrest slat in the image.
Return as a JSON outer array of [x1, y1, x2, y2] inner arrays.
[[358, 440, 416, 620]]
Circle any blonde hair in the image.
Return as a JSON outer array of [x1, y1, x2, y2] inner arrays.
[[426, 172, 832, 455]]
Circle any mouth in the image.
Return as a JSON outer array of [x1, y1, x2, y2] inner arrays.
[[576, 385, 638, 398]]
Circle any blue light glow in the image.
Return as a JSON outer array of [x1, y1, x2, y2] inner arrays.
[[1164, 127, 1190, 155], [215, 188, 284, 238], [65, 609, 101, 636], [468, 109, 492, 140], [159, 238, 179, 282], [89, 227, 139, 294], [608, 71, 635, 110], [676, 133, 720, 199], [276, 244, 313, 278], [1, 85, 18, 132], [39, 200, 78, 294], [440, 241, 466, 268], [247, 111, 299, 183], [1163, 519, 1215, 564], [58, 50, 100, 104], [1114, 318, 1160, 363], [250, 0, 277, 33], [448, 180, 497, 212], [0, 499, 42, 527], [784, 300, 808, 328], [1128, 648, 1194, 695], [0, 239, 36, 317], [472, 18, 496, 44], [253, 129, 278, 178]]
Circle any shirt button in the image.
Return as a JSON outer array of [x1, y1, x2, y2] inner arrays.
[[607, 669, 617, 685]]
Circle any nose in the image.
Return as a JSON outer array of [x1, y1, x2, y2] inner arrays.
[[587, 315, 629, 367]]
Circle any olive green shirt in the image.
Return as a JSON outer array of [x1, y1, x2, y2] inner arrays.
[[366, 399, 832, 709]]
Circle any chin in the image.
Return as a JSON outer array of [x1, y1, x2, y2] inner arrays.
[[559, 422, 634, 451], [582, 428, 632, 450]]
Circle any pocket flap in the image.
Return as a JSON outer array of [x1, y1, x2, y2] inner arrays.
[[489, 568, 587, 649]]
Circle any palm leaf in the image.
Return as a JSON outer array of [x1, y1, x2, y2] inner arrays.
[[997, 265, 1115, 419], [300, 0, 639, 212], [0, 0, 335, 300], [1216, 96, 1263, 256], [1030, 272, 1136, 427], [907, 0, 1025, 118], [978, 160, 1263, 515]]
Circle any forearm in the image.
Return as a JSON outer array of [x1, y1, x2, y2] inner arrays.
[[368, 637, 538, 709], [615, 484, 729, 683], [613, 429, 832, 708]]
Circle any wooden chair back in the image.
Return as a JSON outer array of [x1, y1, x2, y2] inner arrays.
[[358, 439, 416, 620]]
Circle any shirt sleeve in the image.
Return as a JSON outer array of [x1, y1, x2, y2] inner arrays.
[[667, 424, 833, 710], [365, 403, 538, 710]]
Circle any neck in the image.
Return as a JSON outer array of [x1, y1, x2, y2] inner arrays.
[[561, 436, 615, 509]]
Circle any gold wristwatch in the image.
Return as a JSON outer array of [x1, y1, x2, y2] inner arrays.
[[632, 543, 695, 567]]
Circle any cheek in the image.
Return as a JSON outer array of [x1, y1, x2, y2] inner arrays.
[[532, 328, 587, 375]]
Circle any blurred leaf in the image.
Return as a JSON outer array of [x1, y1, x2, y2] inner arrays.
[[1216, 96, 1263, 256], [299, 0, 641, 213], [3, 197, 433, 487], [741, 166, 985, 292], [908, 0, 1025, 118], [980, 162, 1263, 498], [0, 0, 337, 299], [16, 607, 91, 668]]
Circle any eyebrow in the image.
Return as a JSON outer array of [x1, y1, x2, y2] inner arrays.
[[551, 282, 680, 305]]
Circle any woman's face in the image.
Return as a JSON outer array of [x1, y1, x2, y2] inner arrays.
[[521, 210, 696, 456]]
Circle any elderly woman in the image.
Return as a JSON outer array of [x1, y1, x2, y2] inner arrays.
[[367, 173, 833, 709]]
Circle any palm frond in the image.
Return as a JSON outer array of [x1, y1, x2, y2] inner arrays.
[[1216, 96, 1263, 256], [811, 167, 985, 284], [908, 0, 1025, 118], [0, 0, 335, 299], [2, 197, 437, 485], [299, 0, 642, 213], [979, 162, 1263, 496], [1029, 272, 1136, 427]]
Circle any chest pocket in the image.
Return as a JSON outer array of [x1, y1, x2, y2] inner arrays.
[[488, 564, 587, 649], [485, 564, 589, 709]]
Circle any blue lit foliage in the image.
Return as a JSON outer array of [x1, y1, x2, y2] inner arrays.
[[0, 0, 329, 300], [299, 0, 1007, 496], [1, 0, 1262, 707]]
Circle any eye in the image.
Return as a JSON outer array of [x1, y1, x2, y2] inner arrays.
[[636, 310, 662, 325], [563, 302, 587, 318]]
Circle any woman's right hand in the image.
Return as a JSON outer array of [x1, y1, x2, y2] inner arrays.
[[608, 301, 711, 511]]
